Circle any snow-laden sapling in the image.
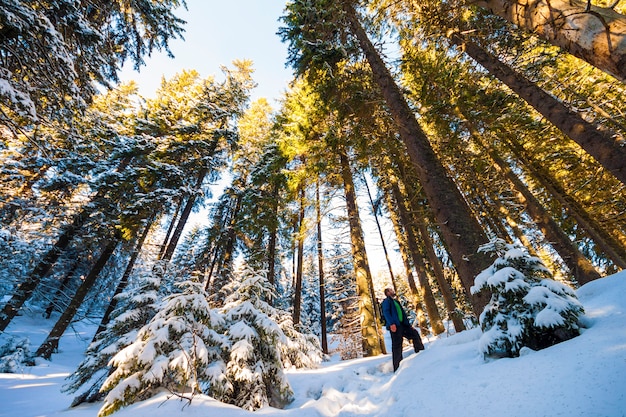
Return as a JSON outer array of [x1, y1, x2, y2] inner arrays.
[[0, 336, 35, 372], [64, 273, 162, 406], [471, 239, 584, 358], [217, 265, 295, 410], [97, 280, 226, 417]]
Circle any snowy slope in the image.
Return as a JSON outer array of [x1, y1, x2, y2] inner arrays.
[[1, 271, 625, 417]]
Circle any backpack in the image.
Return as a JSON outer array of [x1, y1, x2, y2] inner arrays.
[[377, 300, 386, 326]]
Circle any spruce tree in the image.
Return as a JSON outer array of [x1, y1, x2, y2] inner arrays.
[[218, 264, 295, 410], [97, 280, 226, 417], [63, 270, 162, 406], [471, 239, 584, 358]]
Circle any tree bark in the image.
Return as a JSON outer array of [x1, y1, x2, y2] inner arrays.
[[472, 0, 626, 82], [158, 198, 182, 260], [467, 122, 602, 285], [267, 183, 280, 287], [390, 181, 446, 335], [161, 168, 208, 262], [93, 214, 155, 339], [503, 136, 626, 269], [36, 237, 119, 359], [416, 217, 466, 333], [362, 174, 398, 290], [450, 32, 626, 185], [315, 181, 329, 353], [342, 1, 492, 316], [339, 149, 385, 356], [292, 187, 305, 326], [45, 259, 79, 319], [384, 190, 429, 332]]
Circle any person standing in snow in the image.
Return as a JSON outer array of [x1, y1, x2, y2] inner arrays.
[[381, 287, 424, 371]]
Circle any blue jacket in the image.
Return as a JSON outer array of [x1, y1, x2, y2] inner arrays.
[[381, 296, 410, 330]]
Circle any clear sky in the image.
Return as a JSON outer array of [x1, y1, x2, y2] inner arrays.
[[119, 0, 293, 103]]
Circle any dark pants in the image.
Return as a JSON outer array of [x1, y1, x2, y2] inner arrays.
[[390, 323, 424, 371]]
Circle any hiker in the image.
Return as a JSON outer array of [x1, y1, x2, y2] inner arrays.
[[381, 287, 424, 371]]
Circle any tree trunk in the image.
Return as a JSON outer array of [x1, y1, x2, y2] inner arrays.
[[36, 237, 119, 359], [466, 121, 602, 285], [45, 259, 79, 319], [362, 174, 397, 289], [93, 214, 155, 339], [342, 1, 492, 316], [212, 193, 243, 297], [503, 136, 626, 269], [450, 32, 626, 185], [0, 157, 132, 332], [384, 190, 429, 332], [396, 156, 469, 332], [161, 168, 208, 262], [416, 218, 466, 333], [473, 0, 626, 82], [315, 181, 329, 354], [339, 149, 385, 356], [292, 187, 305, 327], [158, 198, 182, 260], [390, 181, 446, 335], [267, 183, 280, 287]]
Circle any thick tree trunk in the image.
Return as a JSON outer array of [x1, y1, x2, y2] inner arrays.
[[339, 150, 385, 356], [384, 191, 429, 332], [467, 124, 602, 284], [396, 156, 469, 332], [390, 181, 446, 335], [450, 33, 626, 185], [473, 0, 626, 82], [416, 218, 466, 333], [503, 137, 626, 269], [36, 237, 119, 359], [343, 2, 491, 316], [315, 181, 329, 354]]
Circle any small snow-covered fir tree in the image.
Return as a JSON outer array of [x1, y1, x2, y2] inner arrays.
[[217, 264, 295, 410], [0, 336, 35, 372], [98, 280, 226, 417], [277, 313, 325, 370], [63, 270, 162, 405], [471, 239, 584, 358]]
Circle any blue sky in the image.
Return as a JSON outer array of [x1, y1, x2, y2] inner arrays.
[[120, 0, 293, 103]]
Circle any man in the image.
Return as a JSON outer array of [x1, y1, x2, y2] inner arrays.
[[381, 287, 424, 371]]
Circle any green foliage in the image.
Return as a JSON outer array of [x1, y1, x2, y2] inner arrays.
[[0, 0, 186, 128], [471, 239, 584, 358], [90, 264, 325, 415], [0, 336, 35, 372], [98, 280, 227, 417], [63, 271, 162, 405], [217, 265, 295, 410]]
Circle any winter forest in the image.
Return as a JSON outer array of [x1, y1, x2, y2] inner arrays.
[[1, 0, 625, 416]]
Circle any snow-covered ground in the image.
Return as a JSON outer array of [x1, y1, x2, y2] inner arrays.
[[1, 271, 625, 417]]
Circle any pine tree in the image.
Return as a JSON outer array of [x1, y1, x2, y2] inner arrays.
[[98, 280, 226, 417], [217, 265, 295, 410], [471, 238, 584, 358], [63, 270, 162, 406]]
